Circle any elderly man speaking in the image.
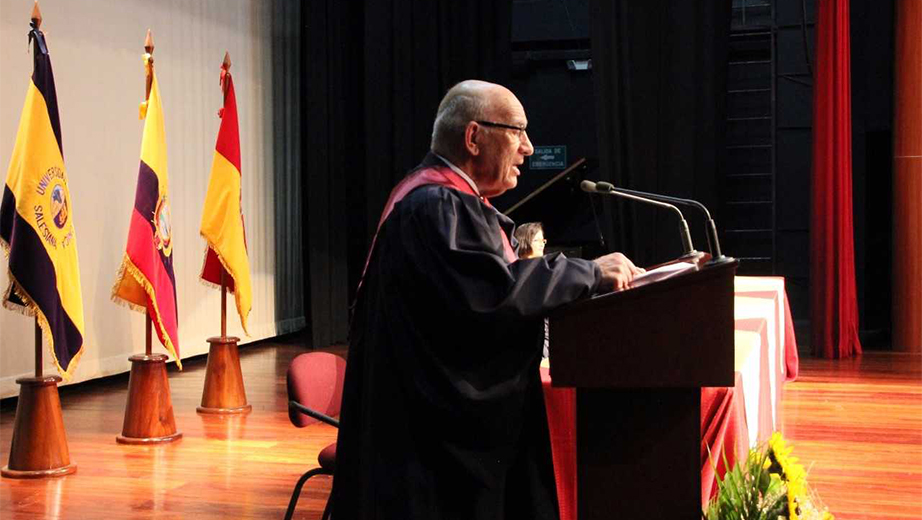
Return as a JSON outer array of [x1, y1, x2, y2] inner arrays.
[[330, 80, 640, 519]]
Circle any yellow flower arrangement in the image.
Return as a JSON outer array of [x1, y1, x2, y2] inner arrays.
[[704, 433, 833, 520]]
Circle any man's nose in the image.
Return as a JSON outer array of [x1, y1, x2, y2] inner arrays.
[[521, 132, 534, 156]]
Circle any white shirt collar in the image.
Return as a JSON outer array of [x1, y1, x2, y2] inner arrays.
[[433, 152, 480, 197]]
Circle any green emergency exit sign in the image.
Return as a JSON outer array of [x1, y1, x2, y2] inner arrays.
[[530, 146, 567, 170]]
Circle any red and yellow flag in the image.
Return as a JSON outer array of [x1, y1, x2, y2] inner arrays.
[[0, 18, 86, 379], [200, 55, 252, 333], [112, 43, 181, 368]]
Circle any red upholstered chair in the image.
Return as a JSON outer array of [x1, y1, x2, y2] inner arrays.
[[284, 352, 346, 520]]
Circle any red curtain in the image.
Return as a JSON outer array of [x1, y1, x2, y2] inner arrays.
[[811, 0, 862, 359]]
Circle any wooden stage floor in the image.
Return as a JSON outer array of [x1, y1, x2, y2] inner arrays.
[[1, 342, 920, 519], [778, 353, 922, 520]]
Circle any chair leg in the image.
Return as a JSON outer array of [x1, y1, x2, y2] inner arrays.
[[284, 468, 330, 520], [320, 496, 333, 520]]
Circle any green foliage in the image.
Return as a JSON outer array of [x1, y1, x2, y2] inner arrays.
[[703, 447, 789, 520]]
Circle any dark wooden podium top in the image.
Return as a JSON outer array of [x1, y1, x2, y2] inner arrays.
[[548, 257, 738, 389]]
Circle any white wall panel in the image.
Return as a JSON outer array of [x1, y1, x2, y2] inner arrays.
[[0, 0, 303, 397]]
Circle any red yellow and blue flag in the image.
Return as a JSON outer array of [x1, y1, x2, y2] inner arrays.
[[111, 34, 181, 368]]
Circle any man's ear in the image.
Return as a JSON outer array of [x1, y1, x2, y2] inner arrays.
[[464, 122, 481, 156]]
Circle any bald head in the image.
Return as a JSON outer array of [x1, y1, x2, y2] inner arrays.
[[430, 80, 533, 198], [431, 80, 513, 161]]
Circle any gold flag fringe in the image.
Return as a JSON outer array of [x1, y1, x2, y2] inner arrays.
[[197, 245, 223, 291], [2, 177, 86, 383], [1, 265, 85, 381], [111, 254, 182, 370], [139, 53, 152, 120], [198, 235, 250, 336]]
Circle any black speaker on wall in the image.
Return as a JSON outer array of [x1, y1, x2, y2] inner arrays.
[[512, 0, 590, 44]]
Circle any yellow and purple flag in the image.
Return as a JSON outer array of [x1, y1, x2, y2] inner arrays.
[[112, 39, 181, 368], [199, 55, 252, 333], [0, 14, 86, 379]]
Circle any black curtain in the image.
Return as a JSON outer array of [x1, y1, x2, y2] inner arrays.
[[303, 1, 361, 349], [590, 0, 731, 266], [359, 1, 513, 291], [304, 1, 512, 349]]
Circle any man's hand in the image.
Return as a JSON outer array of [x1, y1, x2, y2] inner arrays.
[[593, 252, 644, 291]]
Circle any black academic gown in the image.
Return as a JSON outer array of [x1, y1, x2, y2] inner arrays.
[[330, 156, 602, 520]]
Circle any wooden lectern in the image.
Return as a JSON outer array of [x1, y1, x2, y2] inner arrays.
[[549, 258, 737, 520]]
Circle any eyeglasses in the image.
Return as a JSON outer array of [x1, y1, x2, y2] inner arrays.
[[475, 120, 528, 140]]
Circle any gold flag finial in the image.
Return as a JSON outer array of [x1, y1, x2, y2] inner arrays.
[[31, 0, 42, 29], [219, 51, 232, 99], [141, 29, 155, 118], [144, 29, 154, 55]]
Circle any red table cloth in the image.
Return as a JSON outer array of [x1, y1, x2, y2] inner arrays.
[[541, 276, 800, 518]]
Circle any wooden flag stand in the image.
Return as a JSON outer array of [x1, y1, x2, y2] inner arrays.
[[116, 315, 182, 444], [2, 320, 77, 478], [198, 272, 251, 415], [115, 29, 181, 445]]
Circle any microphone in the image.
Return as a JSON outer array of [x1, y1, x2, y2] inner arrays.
[[580, 180, 697, 259], [601, 185, 731, 265]]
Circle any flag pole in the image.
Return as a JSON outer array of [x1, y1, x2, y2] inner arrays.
[[34, 319, 42, 378], [197, 51, 250, 415], [116, 29, 181, 445], [143, 27, 154, 361], [144, 29, 154, 101], [30, 1, 44, 383], [2, 0, 76, 478], [221, 270, 227, 340], [146, 314, 152, 356]]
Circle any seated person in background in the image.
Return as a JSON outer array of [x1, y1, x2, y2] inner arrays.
[[514, 221, 546, 259], [514, 222, 550, 358]]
